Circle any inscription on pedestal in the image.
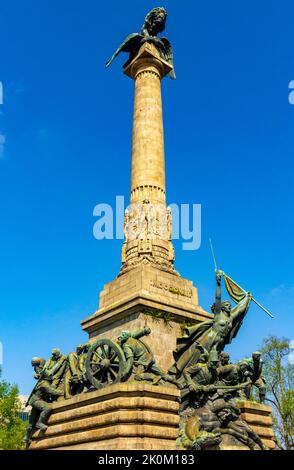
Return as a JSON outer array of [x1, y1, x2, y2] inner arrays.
[[150, 279, 193, 298]]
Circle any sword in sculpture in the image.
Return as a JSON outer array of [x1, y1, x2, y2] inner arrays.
[[209, 238, 219, 273]]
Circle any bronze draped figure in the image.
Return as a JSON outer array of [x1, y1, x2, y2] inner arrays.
[[170, 272, 252, 379]]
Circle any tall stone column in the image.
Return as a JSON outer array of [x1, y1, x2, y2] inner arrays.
[[129, 44, 167, 205], [121, 43, 175, 274]]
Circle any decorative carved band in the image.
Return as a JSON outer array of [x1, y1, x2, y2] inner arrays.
[[130, 185, 166, 203], [135, 69, 161, 80]]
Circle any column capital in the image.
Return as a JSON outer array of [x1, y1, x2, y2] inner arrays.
[[124, 42, 174, 81]]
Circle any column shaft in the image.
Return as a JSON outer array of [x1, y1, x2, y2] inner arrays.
[[130, 61, 166, 205]]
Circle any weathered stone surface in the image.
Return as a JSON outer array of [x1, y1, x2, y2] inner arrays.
[[29, 383, 180, 450], [96, 264, 201, 311], [29, 385, 276, 451], [238, 400, 276, 450], [56, 437, 177, 450], [49, 397, 179, 425], [125, 43, 171, 199], [238, 400, 272, 415], [81, 264, 212, 372], [240, 412, 273, 427], [262, 439, 276, 450], [218, 434, 250, 451]]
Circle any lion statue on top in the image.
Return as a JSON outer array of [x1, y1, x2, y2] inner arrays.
[[106, 7, 175, 79]]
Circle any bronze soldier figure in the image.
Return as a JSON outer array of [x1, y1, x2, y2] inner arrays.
[[44, 348, 67, 393], [66, 343, 91, 397], [217, 353, 240, 388], [27, 373, 63, 430], [24, 359, 63, 447], [118, 327, 177, 386], [238, 352, 266, 403], [214, 404, 267, 450]]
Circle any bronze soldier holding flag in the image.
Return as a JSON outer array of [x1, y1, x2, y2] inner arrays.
[[169, 272, 252, 379]]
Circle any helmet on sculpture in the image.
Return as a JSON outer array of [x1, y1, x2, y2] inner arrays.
[[51, 348, 62, 359], [208, 350, 219, 365], [219, 352, 230, 365]]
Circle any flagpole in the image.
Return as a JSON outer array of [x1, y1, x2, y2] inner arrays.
[[251, 298, 274, 319], [222, 272, 274, 319]]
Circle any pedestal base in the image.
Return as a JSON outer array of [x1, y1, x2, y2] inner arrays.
[[81, 265, 212, 372], [28, 387, 275, 451], [238, 400, 276, 450], [28, 383, 180, 450]]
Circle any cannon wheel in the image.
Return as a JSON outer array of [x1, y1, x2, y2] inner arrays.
[[86, 339, 126, 390]]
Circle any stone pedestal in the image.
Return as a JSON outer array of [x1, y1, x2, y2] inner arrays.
[[238, 401, 276, 450], [81, 264, 212, 372], [29, 384, 180, 450], [29, 387, 275, 450]]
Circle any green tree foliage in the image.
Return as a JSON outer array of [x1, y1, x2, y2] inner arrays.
[[0, 367, 26, 450], [261, 336, 294, 450]]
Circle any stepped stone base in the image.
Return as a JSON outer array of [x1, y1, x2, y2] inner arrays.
[[28, 384, 275, 451], [238, 400, 276, 450], [28, 383, 180, 450]]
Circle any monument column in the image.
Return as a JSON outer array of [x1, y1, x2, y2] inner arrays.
[[121, 42, 175, 273], [129, 44, 167, 205]]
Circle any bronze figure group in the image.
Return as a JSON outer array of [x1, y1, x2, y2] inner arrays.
[[26, 272, 268, 450], [175, 273, 267, 450]]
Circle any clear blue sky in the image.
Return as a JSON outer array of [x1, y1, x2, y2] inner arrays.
[[0, 1, 293, 394]]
